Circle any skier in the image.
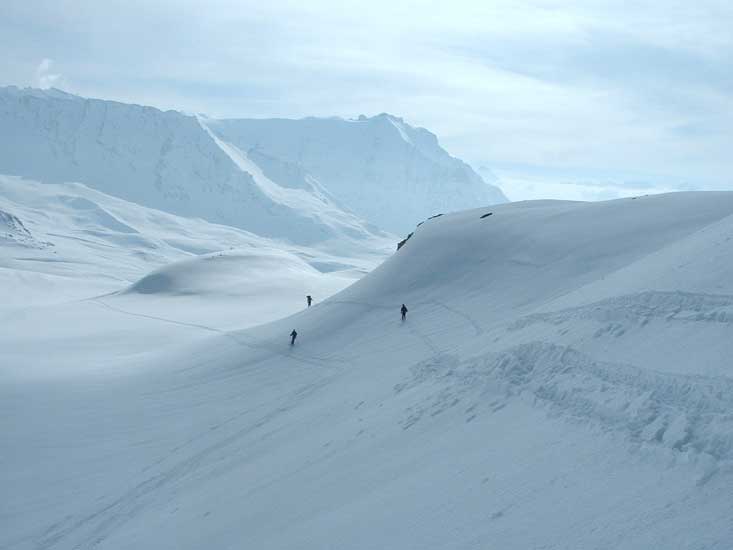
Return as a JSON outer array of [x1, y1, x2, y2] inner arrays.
[[307, 295, 313, 307], [401, 303, 408, 321], [290, 329, 298, 346]]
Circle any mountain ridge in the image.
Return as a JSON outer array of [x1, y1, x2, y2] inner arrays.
[[0, 86, 506, 241], [207, 111, 506, 233]]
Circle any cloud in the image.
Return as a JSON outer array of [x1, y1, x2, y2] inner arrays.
[[495, 171, 682, 203], [35, 58, 62, 89], [1, 0, 731, 198]]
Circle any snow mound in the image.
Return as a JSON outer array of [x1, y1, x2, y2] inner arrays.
[[125, 249, 323, 296], [116, 247, 359, 329], [0, 175, 383, 310]]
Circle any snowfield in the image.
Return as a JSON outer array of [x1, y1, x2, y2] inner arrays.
[[3, 191, 733, 549]]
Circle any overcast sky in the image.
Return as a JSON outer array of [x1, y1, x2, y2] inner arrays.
[[2, 0, 731, 201]]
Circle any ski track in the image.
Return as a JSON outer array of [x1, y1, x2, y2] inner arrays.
[[89, 298, 348, 368], [37, 374, 338, 550], [91, 298, 222, 334], [425, 298, 485, 336], [36, 297, 470, 549], [20, 279, 733, 547], [287, 291, 733, 459], [93, 295, 482, 368], [39, 304, 348, 549]]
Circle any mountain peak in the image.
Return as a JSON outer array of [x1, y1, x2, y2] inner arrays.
[[1, 85, 79, 101], [0, 89, 507, 237]]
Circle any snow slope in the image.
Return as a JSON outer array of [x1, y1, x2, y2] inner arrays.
[[4, 193, 733, 549], [0, 175, 381, 314], [206, 114, 507, 234]]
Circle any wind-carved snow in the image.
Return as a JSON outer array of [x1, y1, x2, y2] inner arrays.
[[398, 341, 733, 466], [511, 290, 733, 332]]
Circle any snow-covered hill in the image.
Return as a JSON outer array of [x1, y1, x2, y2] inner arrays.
[[4, 192, 733, 549], [0, 175, 381, 313], [205, 114, 507, 233], [0, 86, 505, 242]]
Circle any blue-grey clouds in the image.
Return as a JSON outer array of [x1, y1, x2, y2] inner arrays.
[[1, 0, 731, 200]]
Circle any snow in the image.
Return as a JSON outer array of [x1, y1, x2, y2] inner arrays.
[[3, 190, 733, 549], [0, 86, 392, 250], [0, 174, 379, 313], [0, 86, 505, 244], [203, 113, 507, 234]]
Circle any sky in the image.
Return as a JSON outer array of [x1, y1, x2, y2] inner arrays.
[[1, 0, 731, 201]]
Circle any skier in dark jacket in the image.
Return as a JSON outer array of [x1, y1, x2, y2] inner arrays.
[[290, 329, 298, 345], [401, 304, 408, 321], [307, 295, 313, 307]]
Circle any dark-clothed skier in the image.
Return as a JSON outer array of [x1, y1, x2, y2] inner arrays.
[[401, 304, 408, 321], [290, 329, 298, 346], [307, 295, 313, 307]]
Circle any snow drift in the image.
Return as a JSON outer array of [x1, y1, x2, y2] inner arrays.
[[4, 192, 733, 549]]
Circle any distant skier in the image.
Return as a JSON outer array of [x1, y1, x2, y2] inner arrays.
[[307, 295, 313, 307], [401, 303, 408, 321], [290, 329, 298, 346]]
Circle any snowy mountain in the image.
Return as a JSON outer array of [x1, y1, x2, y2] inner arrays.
[[0, 86, 505, 242], [205, 114, 507, 233], [0, 86, 384, 251], [4, 192, 733, 549]]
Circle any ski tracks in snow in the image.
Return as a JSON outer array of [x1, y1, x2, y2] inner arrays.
[[37, 301, 342, 549], [325, 297, 485, 356], [89, 298, 347, 369], [89, 295, 483, 365], [38, 374, 338, 550], [75, 290, 733, 548], [91, 297, 223, 334]]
